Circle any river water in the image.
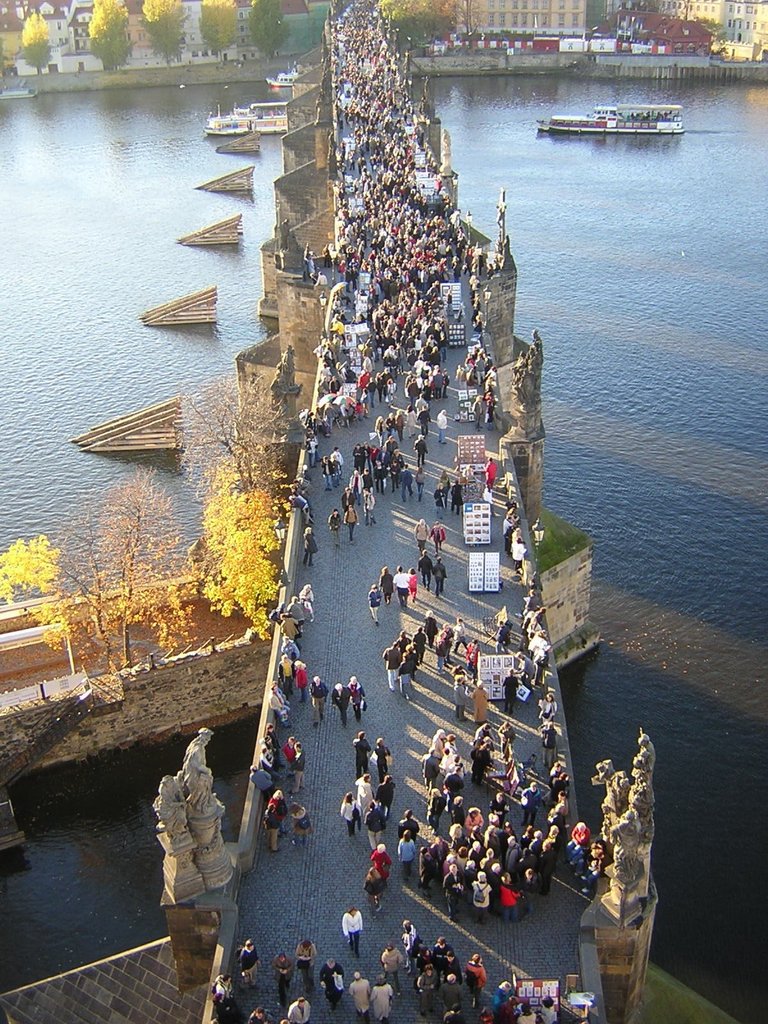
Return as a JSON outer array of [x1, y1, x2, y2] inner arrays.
[[0, 78, 766, 1022]]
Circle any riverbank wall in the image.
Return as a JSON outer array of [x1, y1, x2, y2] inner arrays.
[[0, 636, 270, 773], [413, 52, 768, 83]]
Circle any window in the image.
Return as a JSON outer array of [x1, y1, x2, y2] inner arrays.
[[532, 0, 538, 9], [489, 12, 496, 24], [572, 13, 580, 24], [560, 0, 565, 9], [500, 0, 506, 7], [512, 13, 518, 23], [521, 13, 528, 24], [559, 13, 565, 24], [500, 13, 507, 25]]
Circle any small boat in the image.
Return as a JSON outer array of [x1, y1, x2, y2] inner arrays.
[[0, 80, 37, 101], [537, 104, 684, 136], [204, 101, 288, 137], [266, 69, 299, 89]]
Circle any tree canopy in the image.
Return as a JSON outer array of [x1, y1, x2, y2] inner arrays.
[[200, 0, 237, 59], [90, 0, 132, 70], [143, 0, 185, 64], [22, 12, 51, 74], [249, 0, 287, 58], [199, 464, 281, 636], [0, 470, 191, 670], [380, 0, 455, 42]]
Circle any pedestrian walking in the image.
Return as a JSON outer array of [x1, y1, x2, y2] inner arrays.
[[341, 792, 362, 837], [363, 488, 377, 525], [287, 997, 311, 1024], [342, 906, 364, 957], [416, 965, 439, 1015], [430, 522, 446, 554], [432, 558, 447, 597], [272, 952, 294, 1007], [408, 568, 418, 605], [319, 959, 345, 1011], [520, 782, 542, 827], [392, 565, 410, 608], [371, 976, 394, 1024], [364, 865, 385, 912], [418, 550, 433, 590], [471, 872, 492, 924], [291, 742, 305, 794], [375, 774, 396, 823], [349, 973, 372, 1024], [290, 804, 313, 846], [238, 940, 259, 988], [354, 731, 372, 776], [379, 566, 394, 605], [365, 802, 386, 850], [397, 830, 417, 879], [295, 940, 317, 993], [332, 680, 351, 727], [344, 503, 359, 542], [349, 676, 366, 721], [310, 675, 327, 726], [382, 642, 402, 692], [303, 527, 318, 567], [328, 509, 341, 546], [380, 943, 404, 994], [373, 737, 391, 785], [368, 583, 383, 625]]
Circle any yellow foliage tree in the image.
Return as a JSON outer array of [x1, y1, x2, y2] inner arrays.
[[200, 465, 281, 636], [22, 11, 51, 74], [0, 470, 192, 670], [380, 0, 455, 41]]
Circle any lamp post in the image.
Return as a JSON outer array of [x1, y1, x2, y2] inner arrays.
[[532, 518, 544, 549], [274, 518, 288, 544]]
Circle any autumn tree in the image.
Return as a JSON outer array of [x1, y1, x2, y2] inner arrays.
[[199, 464, 280, 636], [200, 0, 236, 60], [249, 0, 287, 58], [22, 12, 51, 74], [694, 17, 727, 48], [182, 373, 286, 496], [381, 0, 455, 42], [90, 0, 132, 70], [143, 0, 185, 64], [0, 470, 191, 671]]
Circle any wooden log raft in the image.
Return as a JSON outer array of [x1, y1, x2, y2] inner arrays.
[[71, 398, 182, 452], [178, 215, 242, 247], [140, 286, 217, 326], [196, 166, 254, 194], [216, 133, 261, 154]]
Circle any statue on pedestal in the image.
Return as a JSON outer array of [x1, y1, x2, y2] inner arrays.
[[154, 728, 233, 902], [508, 332, 543, 436], [440, 128, 453, 177]]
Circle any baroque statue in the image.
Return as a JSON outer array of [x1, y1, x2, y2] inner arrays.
[[509, 333, 543, 429]]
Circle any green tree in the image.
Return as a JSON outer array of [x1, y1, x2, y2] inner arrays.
[[89, 0, 132, 70], [694, 17, 727, 48], [249, 0, 287, 58], [22, 12, 51, 74], [200, 0, 236, 60], [143, 0, 185, 65]]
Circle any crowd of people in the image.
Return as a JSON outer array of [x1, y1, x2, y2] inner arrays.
[[214, 4, 605, 1023]]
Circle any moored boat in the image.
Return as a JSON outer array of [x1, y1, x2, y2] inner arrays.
[[204, 101, 288, 137], [0, 80, 37, 100], [537, 104, 684, 136]]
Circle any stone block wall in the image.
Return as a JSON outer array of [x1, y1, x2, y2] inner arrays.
[[540, 543, 600, 667], [287, 85, 318, 132], [275, 163, 332, 234], [283, 123, 318, 173], [274, 271, 329, 379], [0, 641, 270, 771]]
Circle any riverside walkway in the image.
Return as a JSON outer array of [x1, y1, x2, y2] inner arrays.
[[237, 351, 586, 1014]]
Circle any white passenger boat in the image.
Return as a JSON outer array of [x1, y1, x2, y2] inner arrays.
[[537, 104, 684, 135], [266, 69, 299, 89], [204, 101, 288, 137], [0, 80, 37, 100]]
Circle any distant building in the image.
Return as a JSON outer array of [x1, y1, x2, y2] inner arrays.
[[0, 9, 24, 70], [594, 8, 713, 53], [474, 0, 588, 37]]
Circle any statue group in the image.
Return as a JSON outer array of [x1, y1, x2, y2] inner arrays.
[[153, 728, 233, 902], [592, 729, 656, 923]]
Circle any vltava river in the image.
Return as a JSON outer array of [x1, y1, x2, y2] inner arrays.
[[0, 77, 766, 1022]]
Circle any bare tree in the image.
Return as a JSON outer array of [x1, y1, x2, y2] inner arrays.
[[182, 374, 286, 495]]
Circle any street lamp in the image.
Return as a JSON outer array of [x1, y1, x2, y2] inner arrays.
[[532, 518, 544, 548], [274, 518, 288, 544]]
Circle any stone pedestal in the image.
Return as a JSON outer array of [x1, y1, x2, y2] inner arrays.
[[594, 880, 658, 1024], [164, 904, 223, 992], [499, 434, 544, 524], [157, 830, 206, 904], [187, 808, 234, 892]]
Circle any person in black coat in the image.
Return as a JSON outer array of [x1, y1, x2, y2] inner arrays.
[[450, 480, 464, 515], [376, 775, 395, 822], [354, 732, 372, 776], [319, 959, 345, 1009]]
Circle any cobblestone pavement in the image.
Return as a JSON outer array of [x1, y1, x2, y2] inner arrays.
[[236, 341, 586, 1021]]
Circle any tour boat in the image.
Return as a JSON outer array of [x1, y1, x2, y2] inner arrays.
[[204, 101, 288, 137], [537, 104, 684, 136], [266, 69, 299, 89]]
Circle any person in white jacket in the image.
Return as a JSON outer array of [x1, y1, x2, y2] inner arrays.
[[342, 906, 364, 957]]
